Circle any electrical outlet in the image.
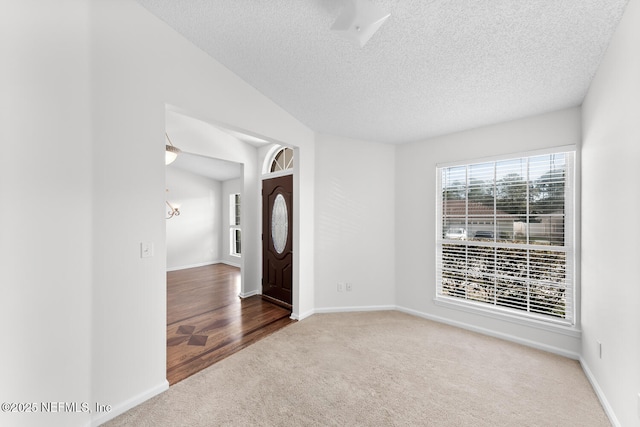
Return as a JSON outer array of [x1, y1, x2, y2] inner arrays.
[[637, 393, 640, 419], [345, 283, 353, 292], [337, 283, 344, 292]]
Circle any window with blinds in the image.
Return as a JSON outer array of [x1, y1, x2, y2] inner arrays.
[[436, 150, 575, 325]]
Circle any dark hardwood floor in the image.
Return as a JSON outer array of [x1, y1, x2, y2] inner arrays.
[[167, 263, 295, 385]]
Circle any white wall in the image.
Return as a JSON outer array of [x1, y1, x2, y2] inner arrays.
[[395, 108, 583, 357], [0, 1, 92, 426], [581, 0, 640, 425], [314, 134, 396, 311], [90, 1, 315, 425], [222, 178, 243, 267], [165, 168, 223, 270]]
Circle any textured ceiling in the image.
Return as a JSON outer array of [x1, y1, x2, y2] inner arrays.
[[137, 0, 628, 144]]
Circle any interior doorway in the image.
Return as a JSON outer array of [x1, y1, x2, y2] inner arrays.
[[164, 109, 299, 384]]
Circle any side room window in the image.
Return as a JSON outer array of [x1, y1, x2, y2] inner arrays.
[[436, 150, 575, 325], [230, 193, 241, 256]]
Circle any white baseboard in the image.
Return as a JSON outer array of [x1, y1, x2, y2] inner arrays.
[[238, 289, 259, 298], [166, 261, 221, 272], [294, 305, 395, 321], [221, 260, 241, 268], [314, 305, 396, 314], [91, 380, 169, 426], [579, 357, 620, 427], [167, 260, 242, 271], [395, 306, 581, 360], [291, 308, 315, 321]]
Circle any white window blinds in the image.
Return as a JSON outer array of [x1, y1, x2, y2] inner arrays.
[[436, 151, 575, 325]]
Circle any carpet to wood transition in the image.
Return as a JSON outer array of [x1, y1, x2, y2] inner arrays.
[[166, 264, 294, 385], [107, 311, 609, 426]]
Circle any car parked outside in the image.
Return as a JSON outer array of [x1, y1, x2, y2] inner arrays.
[[445, 228, 467, 240], [473, 230, 494, 239]]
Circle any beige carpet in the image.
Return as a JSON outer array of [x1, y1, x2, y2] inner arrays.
[[104, 311, 609, 426]]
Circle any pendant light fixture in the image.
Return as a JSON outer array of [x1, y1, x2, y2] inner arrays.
[[165, 133, 181, 165], [166, 200, 180, 219], [165, 188, 180, 219]]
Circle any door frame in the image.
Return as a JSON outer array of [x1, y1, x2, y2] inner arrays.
[[260, 145, 296, 316]]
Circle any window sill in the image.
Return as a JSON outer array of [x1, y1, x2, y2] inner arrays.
[[433, 296, 581, 338]]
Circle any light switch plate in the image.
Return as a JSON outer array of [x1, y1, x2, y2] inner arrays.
[[140, 242, 154, 258]]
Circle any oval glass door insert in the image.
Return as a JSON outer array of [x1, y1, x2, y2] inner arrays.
[[271, 194, 288, 254]]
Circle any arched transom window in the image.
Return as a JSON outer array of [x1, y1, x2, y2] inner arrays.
[[270, 147, 294, 173]]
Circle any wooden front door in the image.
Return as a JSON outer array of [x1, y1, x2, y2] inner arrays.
[[262, 175, 293, 308]]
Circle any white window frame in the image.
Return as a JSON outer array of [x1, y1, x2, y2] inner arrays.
[[435, 146, 577, 333], [229, 193, 241, 257]]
